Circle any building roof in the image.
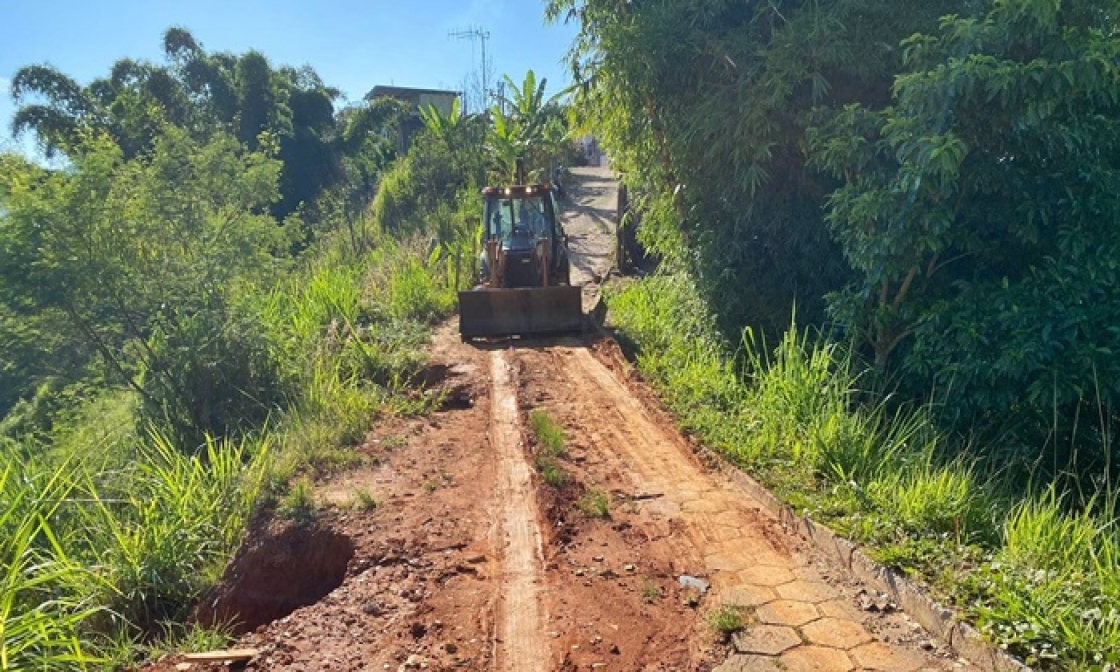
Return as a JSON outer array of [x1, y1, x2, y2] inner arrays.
[[365, 85, 461, 101]]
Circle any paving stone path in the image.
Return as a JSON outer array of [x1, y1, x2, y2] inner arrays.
[[561, 347, 974, 672]]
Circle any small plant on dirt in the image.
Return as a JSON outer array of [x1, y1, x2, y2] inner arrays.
[[352, 488, 380, 511], [306, 446, 366, 476], [381, 435, 408, 450], [641, 582, 662, 604], [529, 409, 566, 457], [536, 456, 569, 486], [388, 386, 447, 417], [578, 489, 611, 519], [706, 603, 746, 638], [279, 477, 316, 521], [142, 621, 236, 662], [422, 480, 439, 494]]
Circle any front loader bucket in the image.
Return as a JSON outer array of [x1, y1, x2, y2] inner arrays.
[[458, 286, 584, 339]]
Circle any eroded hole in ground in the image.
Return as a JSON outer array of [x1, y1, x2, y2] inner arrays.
[[414, 362, 476, 411], [440, 383, 475, 410], [195, 522, 354, 634], [414, 363, 453, 388]]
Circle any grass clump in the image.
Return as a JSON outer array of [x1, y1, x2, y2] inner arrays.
[[536, 456, 569, 486], [351, 488, 380, 511], [578, 489, 611, 518], [706, 604, 746, 638], [529, 408, 566, 457], [0, 430, 270, 667], [963, 492, 1120, 667], [278, 477, 316, 521], [529, 408, 570, 486], [141, 621, 236, 662]]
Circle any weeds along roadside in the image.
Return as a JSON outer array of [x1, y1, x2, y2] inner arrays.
[[605, 272, 1120, 670], [0, 227, 460, 669], [259, 233, 457, 479]]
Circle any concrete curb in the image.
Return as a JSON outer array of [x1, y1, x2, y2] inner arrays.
[[720, 463, 1032, 672]]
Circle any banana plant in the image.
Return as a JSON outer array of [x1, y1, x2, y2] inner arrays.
[[486, 70, 568, 183], [419, 97, 462, 140]]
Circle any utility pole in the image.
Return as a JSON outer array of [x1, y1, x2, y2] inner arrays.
[[449, 26, 491, 113]]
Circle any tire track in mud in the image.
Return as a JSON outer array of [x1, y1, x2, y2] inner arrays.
[[487, 349, 551, 672]]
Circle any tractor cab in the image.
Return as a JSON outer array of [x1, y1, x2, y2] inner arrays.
[[479, 184, 570, 288]]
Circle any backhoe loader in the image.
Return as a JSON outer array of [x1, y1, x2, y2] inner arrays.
[[458, 181, 583, 340]]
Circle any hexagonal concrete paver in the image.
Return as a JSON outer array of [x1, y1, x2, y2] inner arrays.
[[705, 553, 750, 572], [736, 565, 796, 587], [712, 653, 784, 672], [713, 510, 750, 528], [673, 486, 704, 498], [722, 584, 778, 608], [731, 624, 801, 655], [801, 618, 872, 650], [709, 538, 752, 556], [682, 498, 727, 513], [779, 645, 854, 672], [849, 641, 929, 672], [737, 550, 788, 567], [793, 565, 824, 579], [775, 580, 838, 603], [815, 599, 853, 619], [755, 599, 820, 627]]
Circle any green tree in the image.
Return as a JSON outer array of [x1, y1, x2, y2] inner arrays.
[[548, 0, 963, 334], [0, 128, 292, 444], [811, 0, 1120, 453], [10, 28, 399, 223], [371, 105, 486, 236]]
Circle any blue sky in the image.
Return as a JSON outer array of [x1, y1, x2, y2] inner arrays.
[[0, 0, 580, 153]]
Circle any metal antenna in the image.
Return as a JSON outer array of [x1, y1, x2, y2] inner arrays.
[[449, 26, 491, 112]]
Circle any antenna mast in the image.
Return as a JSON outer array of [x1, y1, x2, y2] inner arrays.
[[449, 26, 491, 113]]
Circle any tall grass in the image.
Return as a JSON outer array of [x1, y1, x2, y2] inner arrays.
[[607, 272, 1120, 668], [0, 457, 104, 670], [0, 430, 267, 667], [261, 235, 454, 474], [0, 227, 457, 666], [972, 492, 1120, 666], [76, 432, 270, 632]]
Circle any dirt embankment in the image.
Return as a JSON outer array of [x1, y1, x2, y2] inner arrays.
[[147, 167, 979, 672]]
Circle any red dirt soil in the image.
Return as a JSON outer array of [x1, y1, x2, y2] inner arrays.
[[141, 168, 979, 672]]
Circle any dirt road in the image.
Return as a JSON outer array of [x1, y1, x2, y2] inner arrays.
[[151, 167, 978, 672]]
